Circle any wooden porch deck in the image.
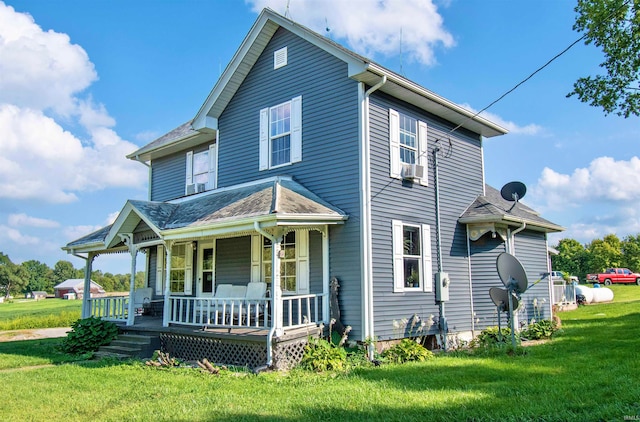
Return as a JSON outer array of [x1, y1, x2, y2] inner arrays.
[[114, 315, 322, 370]]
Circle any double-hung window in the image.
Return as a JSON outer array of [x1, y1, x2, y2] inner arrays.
[[251, 231, 309, 294], [259, 96, 302, 170], [155, 244, 193, 295], [392, 220, 432, 292], [185, 144, 217, 195], [389, 108, 428, 185]]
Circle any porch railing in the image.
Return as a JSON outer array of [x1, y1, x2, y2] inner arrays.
[[282, 293, 327, 329], [167, 293, 328, 330], [552, 283, 577, 305], [89, 296, 129, 322]]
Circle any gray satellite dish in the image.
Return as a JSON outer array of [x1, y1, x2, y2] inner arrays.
[[489, 286, 519, 311], [497, 252, 528, 294], [500, 181, 527, 202], [492, 252, 530, 347]]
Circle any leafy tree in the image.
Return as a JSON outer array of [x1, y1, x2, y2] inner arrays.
[[52, 260, 82, 287], [0, 253, 29, 298], [569, 0, 640, 117], [585, 234, 623, 272], [551, 238, 588, 280], [21, 260, 53, 293], [622, 234, 640, 271]]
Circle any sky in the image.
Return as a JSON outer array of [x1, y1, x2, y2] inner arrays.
[[1, 0, 639, 274]]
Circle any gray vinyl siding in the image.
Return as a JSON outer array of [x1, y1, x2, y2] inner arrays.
[[148, 246, 161, 300], [368, 92, 484, 340], [470, 233, 508, 331], [150, 152, 185, 202], [215, 237, 251, 285], [514, 231, 552, 323], [217, 27, 363, 336], [150, 143, 213, 202]]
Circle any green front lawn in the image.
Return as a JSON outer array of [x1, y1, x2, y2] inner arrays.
[[0, 299, 81, 330], [0, 287, 638, 421]]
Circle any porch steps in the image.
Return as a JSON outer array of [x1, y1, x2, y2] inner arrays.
[[95, 333, 158, 360]]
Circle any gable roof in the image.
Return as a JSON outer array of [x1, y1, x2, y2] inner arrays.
[[191, 8, 507, 139], [53, 279, 104, 291], [64, 176, 347, 252], [459, 185, 564, 233]]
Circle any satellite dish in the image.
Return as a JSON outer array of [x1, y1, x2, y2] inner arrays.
[[500, 181, 527, 202], [489, 286, 520, 311], [497, 252, 528, 294]]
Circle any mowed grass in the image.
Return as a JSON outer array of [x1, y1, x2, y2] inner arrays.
[[0, 287, 638, 421], [0, 299, 81, 330]]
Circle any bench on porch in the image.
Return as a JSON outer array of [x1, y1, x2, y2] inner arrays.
[[191, 282, 268, 327]]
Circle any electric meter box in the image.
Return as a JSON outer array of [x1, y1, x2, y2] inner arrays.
[[435, 272, 450, 302]]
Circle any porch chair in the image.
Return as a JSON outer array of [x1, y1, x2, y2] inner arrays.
[[242, 282, 267, 325], [133, 287, 153, 316]]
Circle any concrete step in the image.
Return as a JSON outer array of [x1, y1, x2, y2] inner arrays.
[[94, 333, 159, 360], [116, 334, 153, 344], [93, 350, 132, 360], [100, 345, 143, 354]]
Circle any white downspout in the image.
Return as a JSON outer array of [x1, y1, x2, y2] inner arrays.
[[132, 155, 152, 201], [509, 221, 526, 254], [360, 76, 386, 359]]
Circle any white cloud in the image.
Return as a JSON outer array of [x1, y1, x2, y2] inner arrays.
[[459, 103, 543, 135], [531, 156, 640, 211], [106, 211, 120, 225], [548, 206, 640, 246], [0, 2, 96, 115], [0, 3, 146, 204], [7, 213, 60, 228], [247, 0, 455, 66], [0, 224, 41, 246], [63, 224, 104, 242]]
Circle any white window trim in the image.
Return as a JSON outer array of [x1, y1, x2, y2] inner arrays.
[[197, 240, 215, 297], [389, 108, 428, 186], [185, 144, 217, 195], [168, 243, 193, 295], [252, 231, 309, 295], [259, 96, 302, 170], [392, 220, 433, 293]]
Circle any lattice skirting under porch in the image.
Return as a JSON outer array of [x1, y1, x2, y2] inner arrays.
[[160, 333, 310, 370]]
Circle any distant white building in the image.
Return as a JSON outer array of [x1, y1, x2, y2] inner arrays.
[[53, 279, 105, 299]]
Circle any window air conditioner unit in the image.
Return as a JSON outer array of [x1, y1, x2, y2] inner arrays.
[[402, 164, 424, 180], [186, 183, 206, 195]]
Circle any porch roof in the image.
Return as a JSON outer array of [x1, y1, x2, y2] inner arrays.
[[63, 176, 347, 252], [458, 184, 564, 233]]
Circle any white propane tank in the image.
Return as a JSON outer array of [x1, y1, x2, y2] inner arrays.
[[575, 285, 594, 304], [591, 287, 614, 303]]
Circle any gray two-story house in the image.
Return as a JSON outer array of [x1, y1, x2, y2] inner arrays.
[[64, 8, 562, 368]]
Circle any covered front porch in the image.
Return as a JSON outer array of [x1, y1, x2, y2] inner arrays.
[[63, 176, 347, 367]]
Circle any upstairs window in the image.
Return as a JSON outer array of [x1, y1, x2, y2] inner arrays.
[[185, 144, 217, 195], [259, 96, 302, 170], [389, 108, 428, 185]]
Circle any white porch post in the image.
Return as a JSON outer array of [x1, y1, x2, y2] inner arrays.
[[163, 241, 173, 327], [121, 234, 138, 326], [81, 252, 95, 319], [272, 235, 283, 336], [322, 228, 330, 324]]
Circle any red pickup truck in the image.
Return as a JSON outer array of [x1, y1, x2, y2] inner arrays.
[[587, 268, 640, 285]]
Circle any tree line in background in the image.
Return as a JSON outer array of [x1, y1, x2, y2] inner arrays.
[[0, 252, 144, 298], [551, 233, 640, 282]]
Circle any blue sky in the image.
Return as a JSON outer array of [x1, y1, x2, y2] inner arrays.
[[1, 0, 639, 274]]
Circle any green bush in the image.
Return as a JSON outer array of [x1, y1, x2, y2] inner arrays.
[[520, 319, 560, 340], [299, 337, 347, 372], [382, 338, 434, 364], [470, 326, 517, 348], [59, 317, 118, 355]]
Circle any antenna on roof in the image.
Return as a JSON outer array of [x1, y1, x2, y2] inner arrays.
[[285, 0, 291, 18], [325, 17, 331, 37], [399, 27, 404, 76]]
